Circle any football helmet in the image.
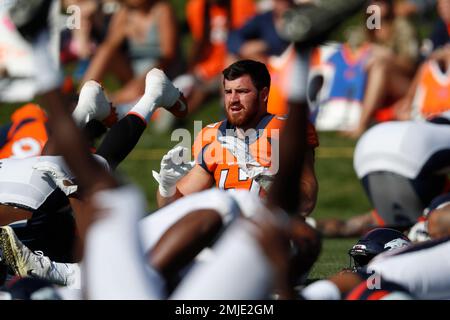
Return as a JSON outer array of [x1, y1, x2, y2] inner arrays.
[[348, 228, 411, 271]]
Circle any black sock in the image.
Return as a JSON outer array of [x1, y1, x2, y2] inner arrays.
[[96, 115, 146, 170]]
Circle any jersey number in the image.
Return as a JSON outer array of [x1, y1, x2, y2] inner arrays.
[[218, 168, 261, 194], [11, 138, 41, 158]]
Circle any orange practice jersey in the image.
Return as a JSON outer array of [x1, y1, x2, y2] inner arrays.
[[192, 114, 319, 196], [0, 103, 48, 159], [186, 0, 256, 80], [412, 60, 450, 120]]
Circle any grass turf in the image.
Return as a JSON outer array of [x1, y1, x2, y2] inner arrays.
[[0, 95, 370, 279], [0, 0, 376, 279]]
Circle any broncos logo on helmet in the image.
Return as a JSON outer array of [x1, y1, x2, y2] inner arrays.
[[348, 228, 411, 271]]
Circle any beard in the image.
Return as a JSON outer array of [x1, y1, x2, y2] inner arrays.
[[226, 99, 260, 128]]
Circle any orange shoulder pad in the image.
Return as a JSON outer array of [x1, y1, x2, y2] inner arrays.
[[192, 121, 222, 160]]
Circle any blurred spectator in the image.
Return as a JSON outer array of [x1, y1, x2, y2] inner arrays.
[[226, 0, 294, 64], [0, 103, 48, 159], [395, 0, 450, 120], [81, 0, 181, 106], [226, 0, 312, 117], [172, 0, 256, 118], [343, 0, 420, 138], [424, 0, 450, 55], [395, 52, 450, 121], [61, 0, 111, 81], [307, 41, 372, 131], [394, 0, 437, 17]]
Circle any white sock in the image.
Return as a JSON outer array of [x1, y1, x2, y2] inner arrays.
[[126, 94, 157, 124]]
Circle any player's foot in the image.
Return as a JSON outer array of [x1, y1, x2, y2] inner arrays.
[[0, 226, 77, 287], [73, 80, 118, 127], [144, 68, 188, 118]]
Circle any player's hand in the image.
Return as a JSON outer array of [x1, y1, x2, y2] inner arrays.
[[33, 161, 78, 196], [407, 220, 430, 242], [152, 146, 194, 197]]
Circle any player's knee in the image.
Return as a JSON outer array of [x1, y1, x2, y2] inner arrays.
[[428, 207, 450, 239]]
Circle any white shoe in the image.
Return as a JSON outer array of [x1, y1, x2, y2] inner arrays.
[[72, 80, 117, 127], [0, 226, 78, 287], [144, 68, 187, 118]]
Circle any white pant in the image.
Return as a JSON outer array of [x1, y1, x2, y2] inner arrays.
[[138, 189, 241, 252], [368, 239, 450, 299], [84, 187, 275, 299]]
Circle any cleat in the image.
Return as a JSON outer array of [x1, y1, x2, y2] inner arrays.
[[0, 226, 76, 287], [72, 80, 118, 127], [144, 68, 188, 118]]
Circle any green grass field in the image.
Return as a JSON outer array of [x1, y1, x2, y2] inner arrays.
[[0, 95, 370, 280], [0, 0, 378, 281]]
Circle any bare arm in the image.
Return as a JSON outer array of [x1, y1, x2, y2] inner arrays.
[[156, 165, 214, 208], [0, 204, 33, 226], [239, 40, 269, 64], [267, 100, 309, 214], [299, 149, 318, 216], [80, 9, 127, 85], [156, 3, 178, 69], [395, 62, 424, 120], [109, 4, 178, 104]]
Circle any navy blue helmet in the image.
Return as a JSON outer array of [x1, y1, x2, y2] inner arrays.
[[348, 228, 411, 270]]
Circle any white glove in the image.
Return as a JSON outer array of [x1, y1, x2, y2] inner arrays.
[[218, 136, 275, 191], [152, 146, 195, 197], [407, 220, 430, 243], [33, 161, 78, 196]]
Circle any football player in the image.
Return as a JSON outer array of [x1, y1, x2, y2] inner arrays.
[[0, 66, 187, 285], [348, 228, 411, 272], [422, 193, 450, 240], [154, 59, 320, 217], [0, 103, 48, 159], [301, 227, 412, 300], [0, 56, 322, 300], [316, 113, 450, 237]]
